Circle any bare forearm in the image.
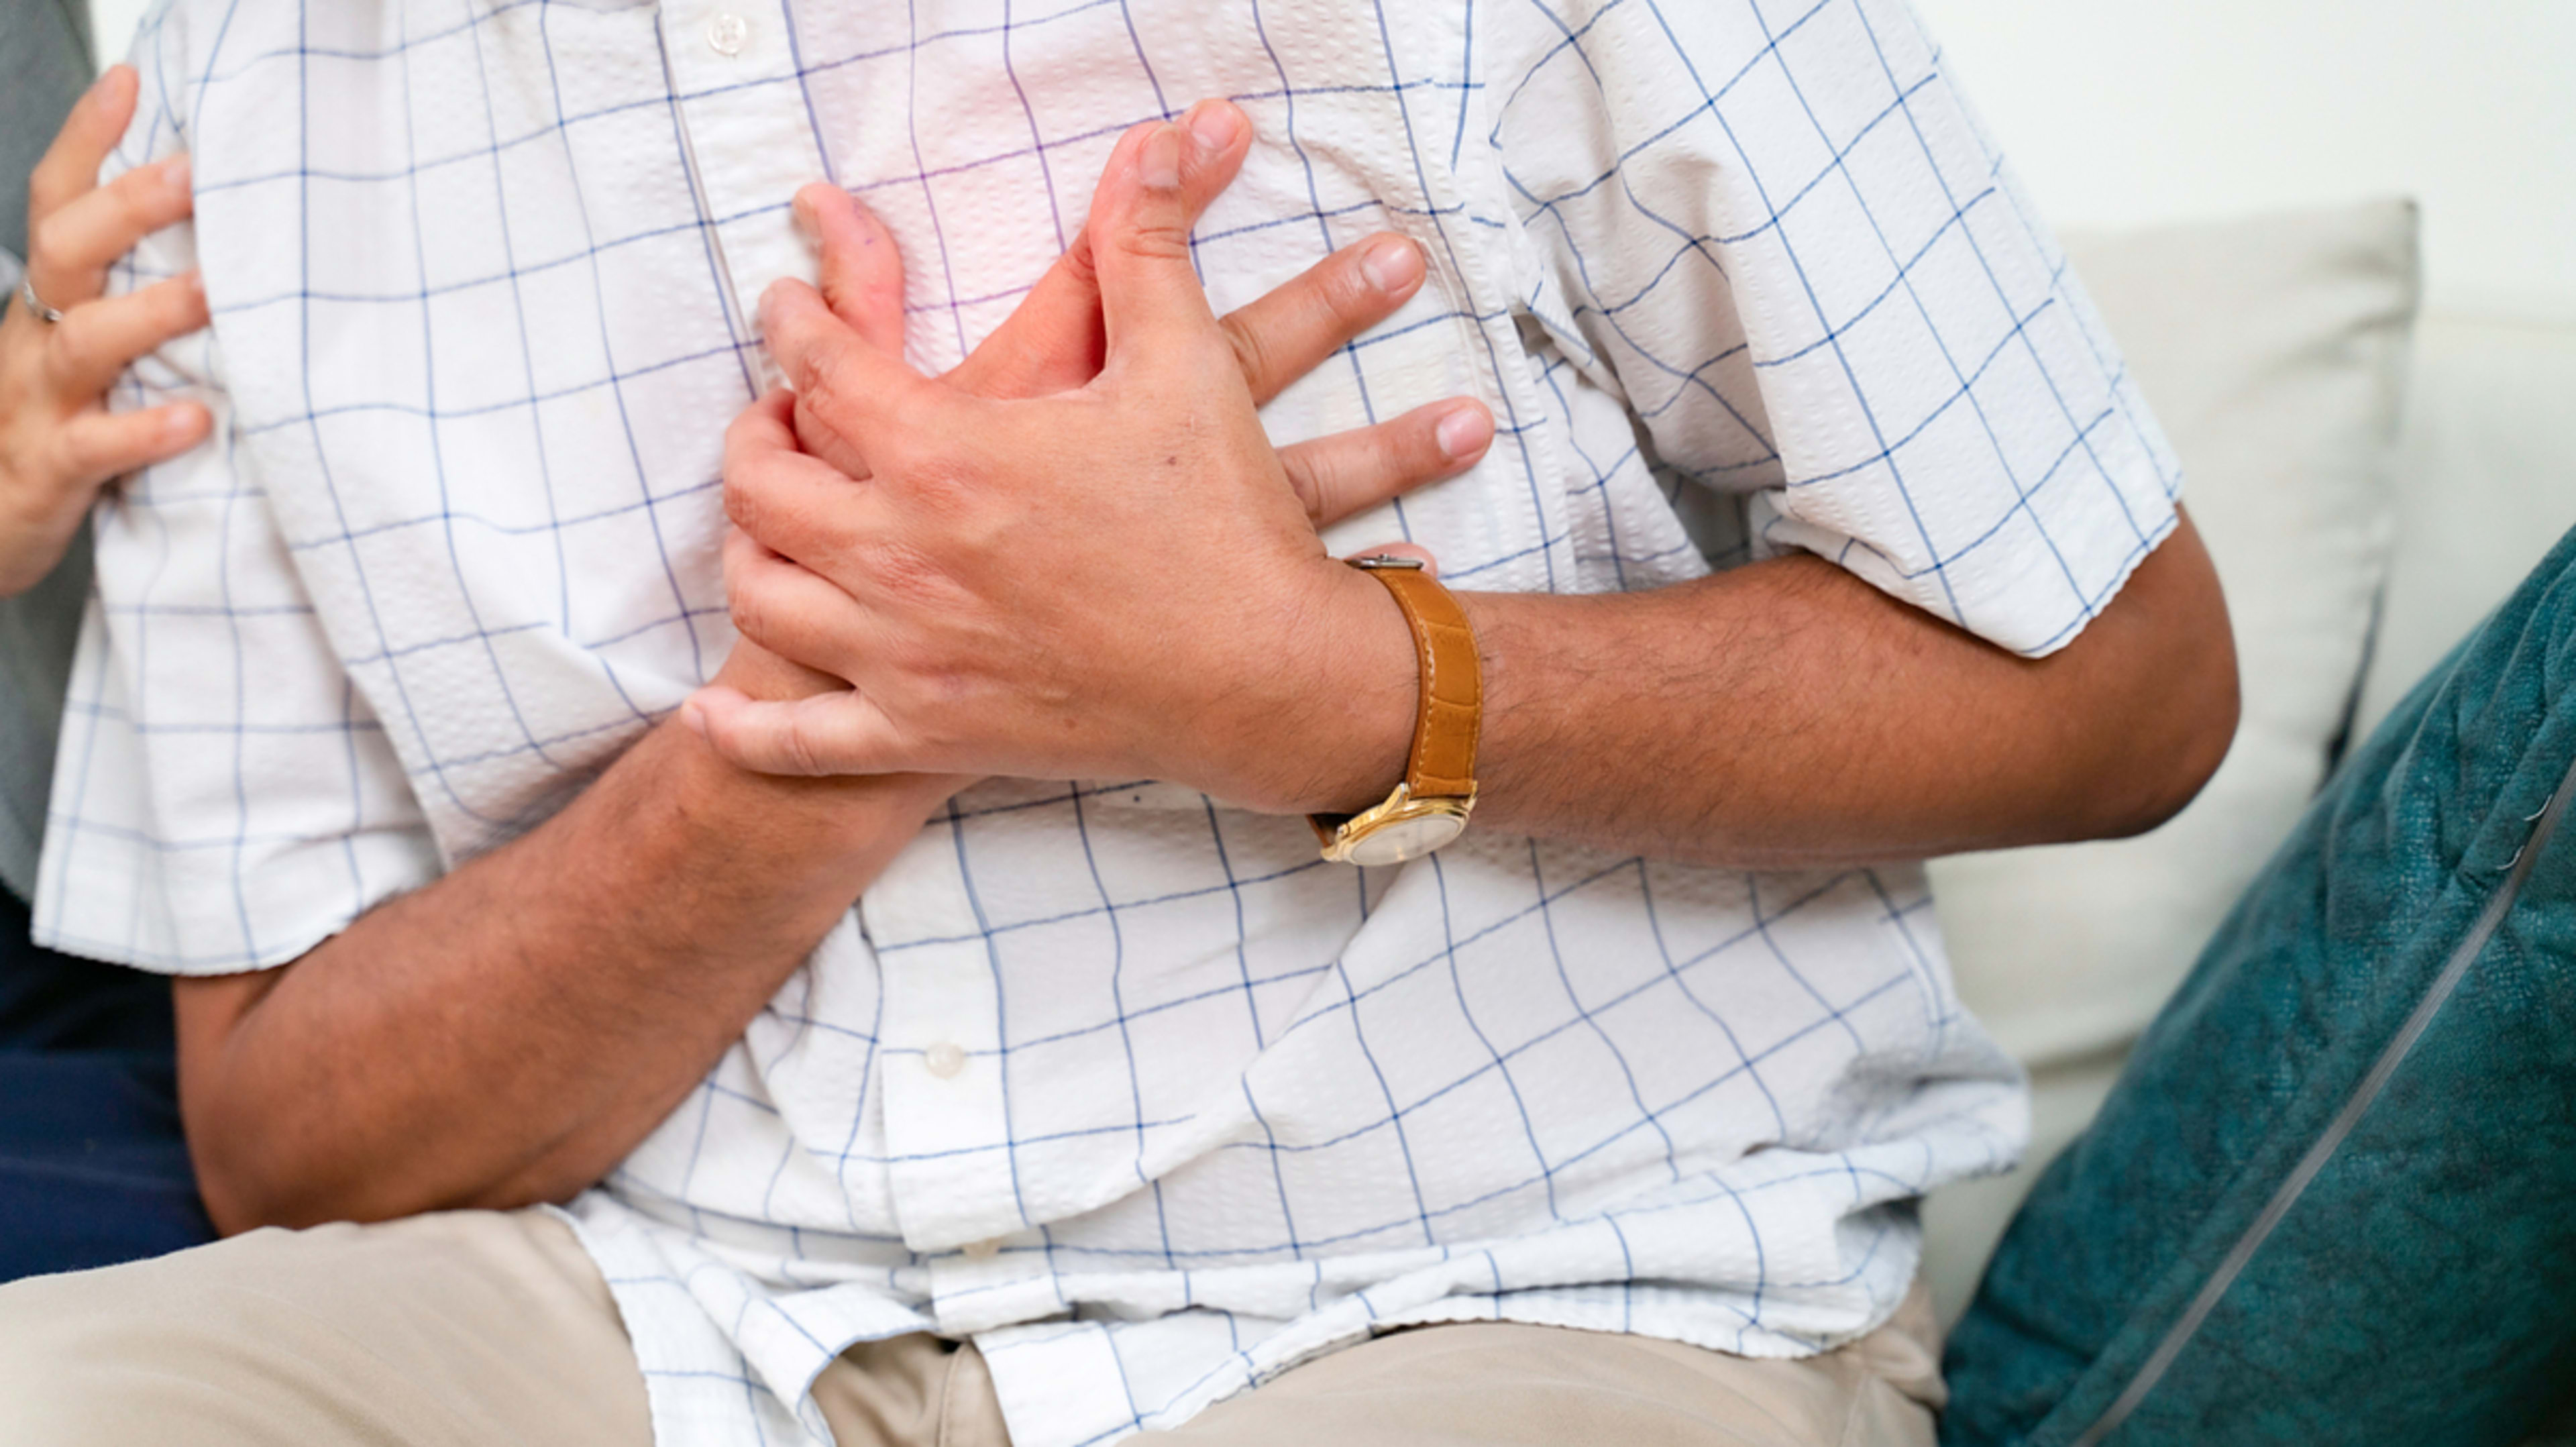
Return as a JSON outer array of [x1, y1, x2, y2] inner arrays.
[[1314, 515, 2239, 869], [178, 720, 948, 1233]]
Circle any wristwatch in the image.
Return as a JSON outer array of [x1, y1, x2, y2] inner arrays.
[[1309, 554, 1483, 866]]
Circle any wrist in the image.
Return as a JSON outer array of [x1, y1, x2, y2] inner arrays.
[[1244, 559, 1418, 816]]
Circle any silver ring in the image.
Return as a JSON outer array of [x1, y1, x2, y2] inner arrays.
[[16, 276, 64, 325]]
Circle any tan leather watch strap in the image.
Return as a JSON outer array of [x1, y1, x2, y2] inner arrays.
[[1354, 557, 1481, 800]]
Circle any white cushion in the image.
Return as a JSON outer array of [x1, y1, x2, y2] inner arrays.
[[2356, 311, 2576, 738], [1919, 200, 2422, 1322]]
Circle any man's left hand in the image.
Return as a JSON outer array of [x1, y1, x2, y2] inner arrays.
[[694, 120, 1439, 814]]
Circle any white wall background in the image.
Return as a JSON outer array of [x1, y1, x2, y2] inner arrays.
[[1907, 0, 2576, 322], [85, 0, 151, 76]]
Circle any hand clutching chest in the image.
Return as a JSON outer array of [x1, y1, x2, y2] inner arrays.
[[692, 111, 1491, 817]]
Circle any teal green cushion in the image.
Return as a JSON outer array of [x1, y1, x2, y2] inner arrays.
[[1942, 528, 2576, 1445]]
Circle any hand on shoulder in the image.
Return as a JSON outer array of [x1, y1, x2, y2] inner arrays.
[[0, 64, 212, 597]]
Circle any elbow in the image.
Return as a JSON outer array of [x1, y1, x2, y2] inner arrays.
[[2080, 578, 2241, 841], [187, 1122, 291, 1238], [198, 1180, 279, 1240], [2045, 507, 2241, 843], [2091, 643, 2239, 840], [185, 1095, 564, 1236], [172, 970, 327, 1237], [188, 1116, 460, 1237], [184, 1081, 346, 1238]]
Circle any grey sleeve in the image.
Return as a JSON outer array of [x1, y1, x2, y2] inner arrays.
[[0, 0, 95, 262], [0, 534, 89, 905], [0, 0, 99, 900]]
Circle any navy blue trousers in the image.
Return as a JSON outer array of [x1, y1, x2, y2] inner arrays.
[[0, 889, 213, 1281]]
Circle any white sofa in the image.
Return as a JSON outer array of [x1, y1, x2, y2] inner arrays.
[[1914, 197, 2576, 1432]]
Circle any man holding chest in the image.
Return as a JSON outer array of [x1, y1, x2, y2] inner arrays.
[[0, 3, 2233, 1445]]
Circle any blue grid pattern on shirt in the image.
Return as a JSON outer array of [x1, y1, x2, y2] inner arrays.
[[40, 1, 2137, 1443]]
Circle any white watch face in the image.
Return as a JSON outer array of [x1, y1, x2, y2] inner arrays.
[[1344, 812, 1468, 867]]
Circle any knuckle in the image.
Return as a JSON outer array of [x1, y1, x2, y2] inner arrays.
[[726, 570, 780, 641], [154, 275, 207, 330], [46, 317, 105, 381], [780, 721, 828, 777], [108, 164, 169, 227], [1279, 451, 1331, 523], [730, 574, 824, 667], [1322, 251, 1381, 319], [718, 527, 761, 586], [722, 400, 789, 470], [722, 459, 784, 536], [1163, 329, 1239, 383], [873, 423, 963, 495], [1395, 416, 1446, 473], [1220, 316, 1277, 388], [1059, 238, 1100, 293], [702, 707, 764, 769], [860, 537, 951, 609], [28, 212, 76, 271], [797, 341, 857, 418], [25, 168, 66, 221], [45, 427, 105, 490], [1110, 220, 1192, 264]]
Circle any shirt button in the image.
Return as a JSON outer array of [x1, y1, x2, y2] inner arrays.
[[706, 13, 749, 55], [962, 1238, 1002, 1261], [923, 1041, 967, 1079]]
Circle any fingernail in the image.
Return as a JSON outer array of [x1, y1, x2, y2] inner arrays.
[[165, 405, 205, 442], [160, 154, 191, 197], [1185, 101, 1243, 154], [1140, 125, 1183, 190], [790, 191, 818, 242], [677, 700, 709, 740], [1436, 404, 1491, 461], [1360, 236, 1423, 296]]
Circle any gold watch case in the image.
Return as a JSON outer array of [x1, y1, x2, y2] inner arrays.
[[1316, 782, 1477, 867]]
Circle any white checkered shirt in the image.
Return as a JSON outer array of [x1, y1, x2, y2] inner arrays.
[[41, 0, 2181, 1442]]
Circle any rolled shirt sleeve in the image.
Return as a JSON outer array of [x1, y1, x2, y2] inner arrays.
[[33, 8, 438, 974], [1489, 0, 2182, 655]]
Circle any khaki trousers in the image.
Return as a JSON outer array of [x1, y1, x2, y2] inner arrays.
[[0, 1210, 1945, 1446]]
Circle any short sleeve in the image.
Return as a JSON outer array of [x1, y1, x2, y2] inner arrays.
[[1485, 0, 2181, 656], [32, 8, 439, 974]]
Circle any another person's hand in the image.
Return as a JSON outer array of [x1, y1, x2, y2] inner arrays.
[[694, 115, 1468, 811], [0, 64, 212, 597]]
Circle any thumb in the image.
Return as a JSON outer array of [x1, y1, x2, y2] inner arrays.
[[1091, 121, 1221, 366], [681, 686, 912, 777], [795, 182, 907, 358]]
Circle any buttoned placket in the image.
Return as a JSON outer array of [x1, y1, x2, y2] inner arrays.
[[656, 0, 826, 378], [656, 1, 1029, 1270], [857, 818, 1034, 1271]]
